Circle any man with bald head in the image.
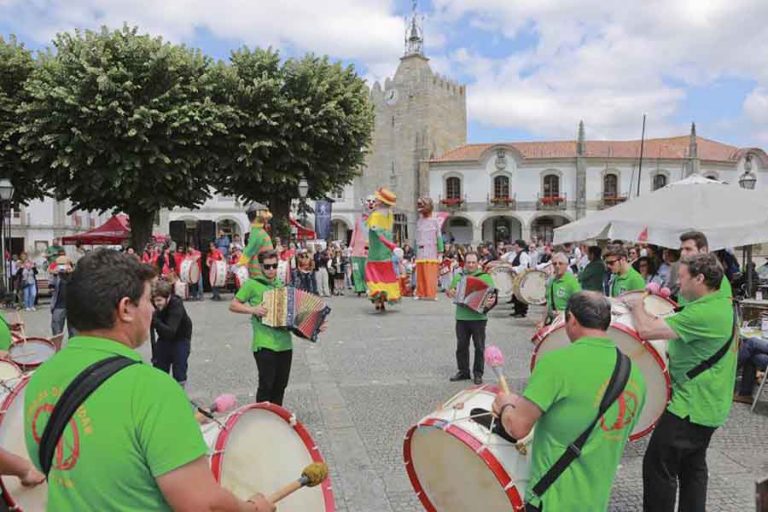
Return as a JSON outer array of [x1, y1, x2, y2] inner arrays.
[[538, 252, 581, 329]]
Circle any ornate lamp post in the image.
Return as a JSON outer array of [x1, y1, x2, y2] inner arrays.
[[0, 179, 14, 293], [298, 178, 310, 230], [739, 155, 757, 296]]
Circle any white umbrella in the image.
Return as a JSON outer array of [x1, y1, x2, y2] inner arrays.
[[553, 175, 767, 250]]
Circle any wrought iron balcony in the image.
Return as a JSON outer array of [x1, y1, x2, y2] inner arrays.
[[598, 194, 629, 209], [438, 194, 467, 211], [536, 193, 567, 210], [487, 193, 517, 210]]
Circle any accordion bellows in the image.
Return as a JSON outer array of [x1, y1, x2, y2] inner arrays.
[[262, 287, 332, 342], [453, 275, 497, 314]]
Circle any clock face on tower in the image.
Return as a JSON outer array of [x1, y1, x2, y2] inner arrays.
[[385, 88, 399, 105]]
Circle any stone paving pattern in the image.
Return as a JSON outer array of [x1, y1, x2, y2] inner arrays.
[[19, 293, 767, 511]]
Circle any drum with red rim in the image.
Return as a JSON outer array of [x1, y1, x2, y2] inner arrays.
[[180, 258, 201, 284], [201, 403, 334, 511], [530, 292, 676, 441], [404, 385, 533, 512], [9, 338, 56, 371], [486, 262, 516, 301], [209, 260, 228, 288]]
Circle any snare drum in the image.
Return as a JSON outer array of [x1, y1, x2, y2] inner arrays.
[[0, 376, 48, 511], [404, 385, 532, 511], [512, 270, 548, 305], [486, 263, 516, 301], [530, 304, 672, 441], [180, 259, 201, 284], [209, 260, 228, 288], [202, 403, 334, 511], [9, 338, 56, 371]]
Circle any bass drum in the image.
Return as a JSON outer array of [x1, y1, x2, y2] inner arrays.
[[209, 260, 228, 288], [404, 385, 532, 512], [530, 294, 676, 441], [9, 338, 56, 372], [512, 270, 548, 305], [201, 403, 334, 512], [486, 262, 516, 301], [179, 259, 201, 284]]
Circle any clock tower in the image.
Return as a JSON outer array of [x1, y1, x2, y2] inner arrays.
[[356, 1, 467, 242]]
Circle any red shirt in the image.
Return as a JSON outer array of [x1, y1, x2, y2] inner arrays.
[[207, 248, 223, 264]]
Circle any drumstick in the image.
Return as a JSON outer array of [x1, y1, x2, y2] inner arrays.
[[268, 462, 328, 504], [484, 345, 510, 395], [193, 393, 237, 423]]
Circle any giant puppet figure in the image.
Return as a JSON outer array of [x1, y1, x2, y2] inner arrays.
[[365, 188, 400, 311], [414, 196, 444, 300], [349, 195, 376, 295], [238, 201, 274, 278]]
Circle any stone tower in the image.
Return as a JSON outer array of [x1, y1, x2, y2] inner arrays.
[[356, 1, 467, 242]]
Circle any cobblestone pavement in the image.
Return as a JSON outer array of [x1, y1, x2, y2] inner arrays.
[[18, 293, 768, 511]]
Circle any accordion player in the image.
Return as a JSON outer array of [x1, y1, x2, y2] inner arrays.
[[453, 275, 498, 314], [261, 287, 331, 342]]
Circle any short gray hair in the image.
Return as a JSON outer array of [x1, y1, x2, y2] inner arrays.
[[552, 252, 569, 264], [680, 253, 723, 290], [565, 291, 611, 330]]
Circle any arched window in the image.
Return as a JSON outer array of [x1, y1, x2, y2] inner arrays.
[[493, 175, 510, 199], [543, 175, 560, 197], [652, 174, 667, 191], [446, 177, 462, 199], [603, 173, 618, 198]]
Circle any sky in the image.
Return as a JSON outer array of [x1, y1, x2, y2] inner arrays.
[[1, 0, 767, 148]]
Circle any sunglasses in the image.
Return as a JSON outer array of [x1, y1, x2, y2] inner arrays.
[[262, 263, 278, 270], [604, 259, 619, 265]]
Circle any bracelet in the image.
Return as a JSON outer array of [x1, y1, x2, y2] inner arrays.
[[498, 403, 515, 420]]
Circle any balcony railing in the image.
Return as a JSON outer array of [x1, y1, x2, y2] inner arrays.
[[537, 193, 567, 210], [598, 194, 628, 209], [487, 193, 517, 210], [438, 194, 467, 211]]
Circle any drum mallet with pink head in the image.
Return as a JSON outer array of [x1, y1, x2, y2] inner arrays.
[[268, 462, 328, 504], [194, 393, 237, 423], [484, 345, 510, 395]]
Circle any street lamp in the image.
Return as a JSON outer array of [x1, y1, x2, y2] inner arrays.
[[0, 179, 14, 294], [297, 178, 310, 235], [739, 155, 757, 190]]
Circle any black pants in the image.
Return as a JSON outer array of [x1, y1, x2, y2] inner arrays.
[[254, 348, 293, 406], [643, 410, 716, 512], [153, 339, 191, 385], [512, 296, 528, 316], [455, 320, 486, 377]]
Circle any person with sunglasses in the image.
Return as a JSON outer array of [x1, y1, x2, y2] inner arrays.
[[229, 250, 294, 406], [537, 252, 581, 329], [292, 250, 318, 295], [604, 245, 646, 297]]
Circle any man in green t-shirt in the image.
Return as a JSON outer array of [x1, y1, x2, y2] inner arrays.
[[0, 311, 23, 354], [677, 230, 732, 304], [230, 249, 322, 406], [447, 251, 497, 385], [538, 252, 581, 329], [492, 292, 646, 511], [626, 253, 734, 512], [46, 238, 64, 265], [604, 244, 646, 297], [24, 250, 274, 512]]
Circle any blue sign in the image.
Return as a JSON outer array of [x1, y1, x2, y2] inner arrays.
[[314, 199, 332, 240]]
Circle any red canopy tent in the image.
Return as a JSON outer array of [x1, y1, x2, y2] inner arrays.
[[62, 214, 130, 245], [290, 217, 316, 240]]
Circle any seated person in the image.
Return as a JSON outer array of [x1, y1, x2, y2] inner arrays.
[[734, 336, 768, 404]]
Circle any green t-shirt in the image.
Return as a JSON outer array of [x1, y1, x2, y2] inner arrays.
[[610, 266, 646, 297], [0, 312, 11, 351], [547, 272, 581, 312], [578, 260, 606, 292], [449, 270, 495, 321], [677, 275, 732, 306], [664, 290, 735, 427], [47, 245, 64, 264], [24, 336, 207, 511], [523, 336, 646, 511], [235, 276, 293, 352]]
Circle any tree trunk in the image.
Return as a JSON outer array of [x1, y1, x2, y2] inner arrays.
[[127, 209, 155, 252], [270, 197, 292, 244]]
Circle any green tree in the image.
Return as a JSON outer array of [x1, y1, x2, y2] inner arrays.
[[18, 26, 232, 249], [0, 35, 38, 204], [215, 49, 374, 240]]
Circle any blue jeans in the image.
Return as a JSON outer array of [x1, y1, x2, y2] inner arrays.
[[738, 336, 768, 395], [23, 285, 36, 309], [196, 273, 204, 299]]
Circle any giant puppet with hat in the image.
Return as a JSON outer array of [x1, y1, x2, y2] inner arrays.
[[349, 195, 376, 295], [414, 196, 444, 300], [238, 201, 275, 279], [365, 187, 400, 311]]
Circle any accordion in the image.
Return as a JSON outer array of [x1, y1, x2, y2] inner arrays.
[[262, 287, 331, 342], [453, 275, 497, 314]]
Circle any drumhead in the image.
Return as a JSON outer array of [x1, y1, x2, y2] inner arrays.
[[210, 260, 227, 287], [9, 339, 56, 371], [207, 403, 334, 511], [404, 386, 527, 512], [0, 377, 48, 510], [614, 291, 677, 317], [487, 264, 515, 299], [0, 360, 22, 381], [514, 271, 547, 305], [180, 259, 201, 284], [530, 320, 670, 441]]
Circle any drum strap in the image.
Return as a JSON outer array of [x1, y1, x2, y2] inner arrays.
[[684, 302, 739, 381], [530, 348, 630, 500], [39, 355, 139, 476]]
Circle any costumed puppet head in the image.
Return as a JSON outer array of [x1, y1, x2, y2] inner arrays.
[[362, 195, 377, 213], [417, 196, 434, 217], [374, 187, 397, 210], [245, 201, 273, 225]]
